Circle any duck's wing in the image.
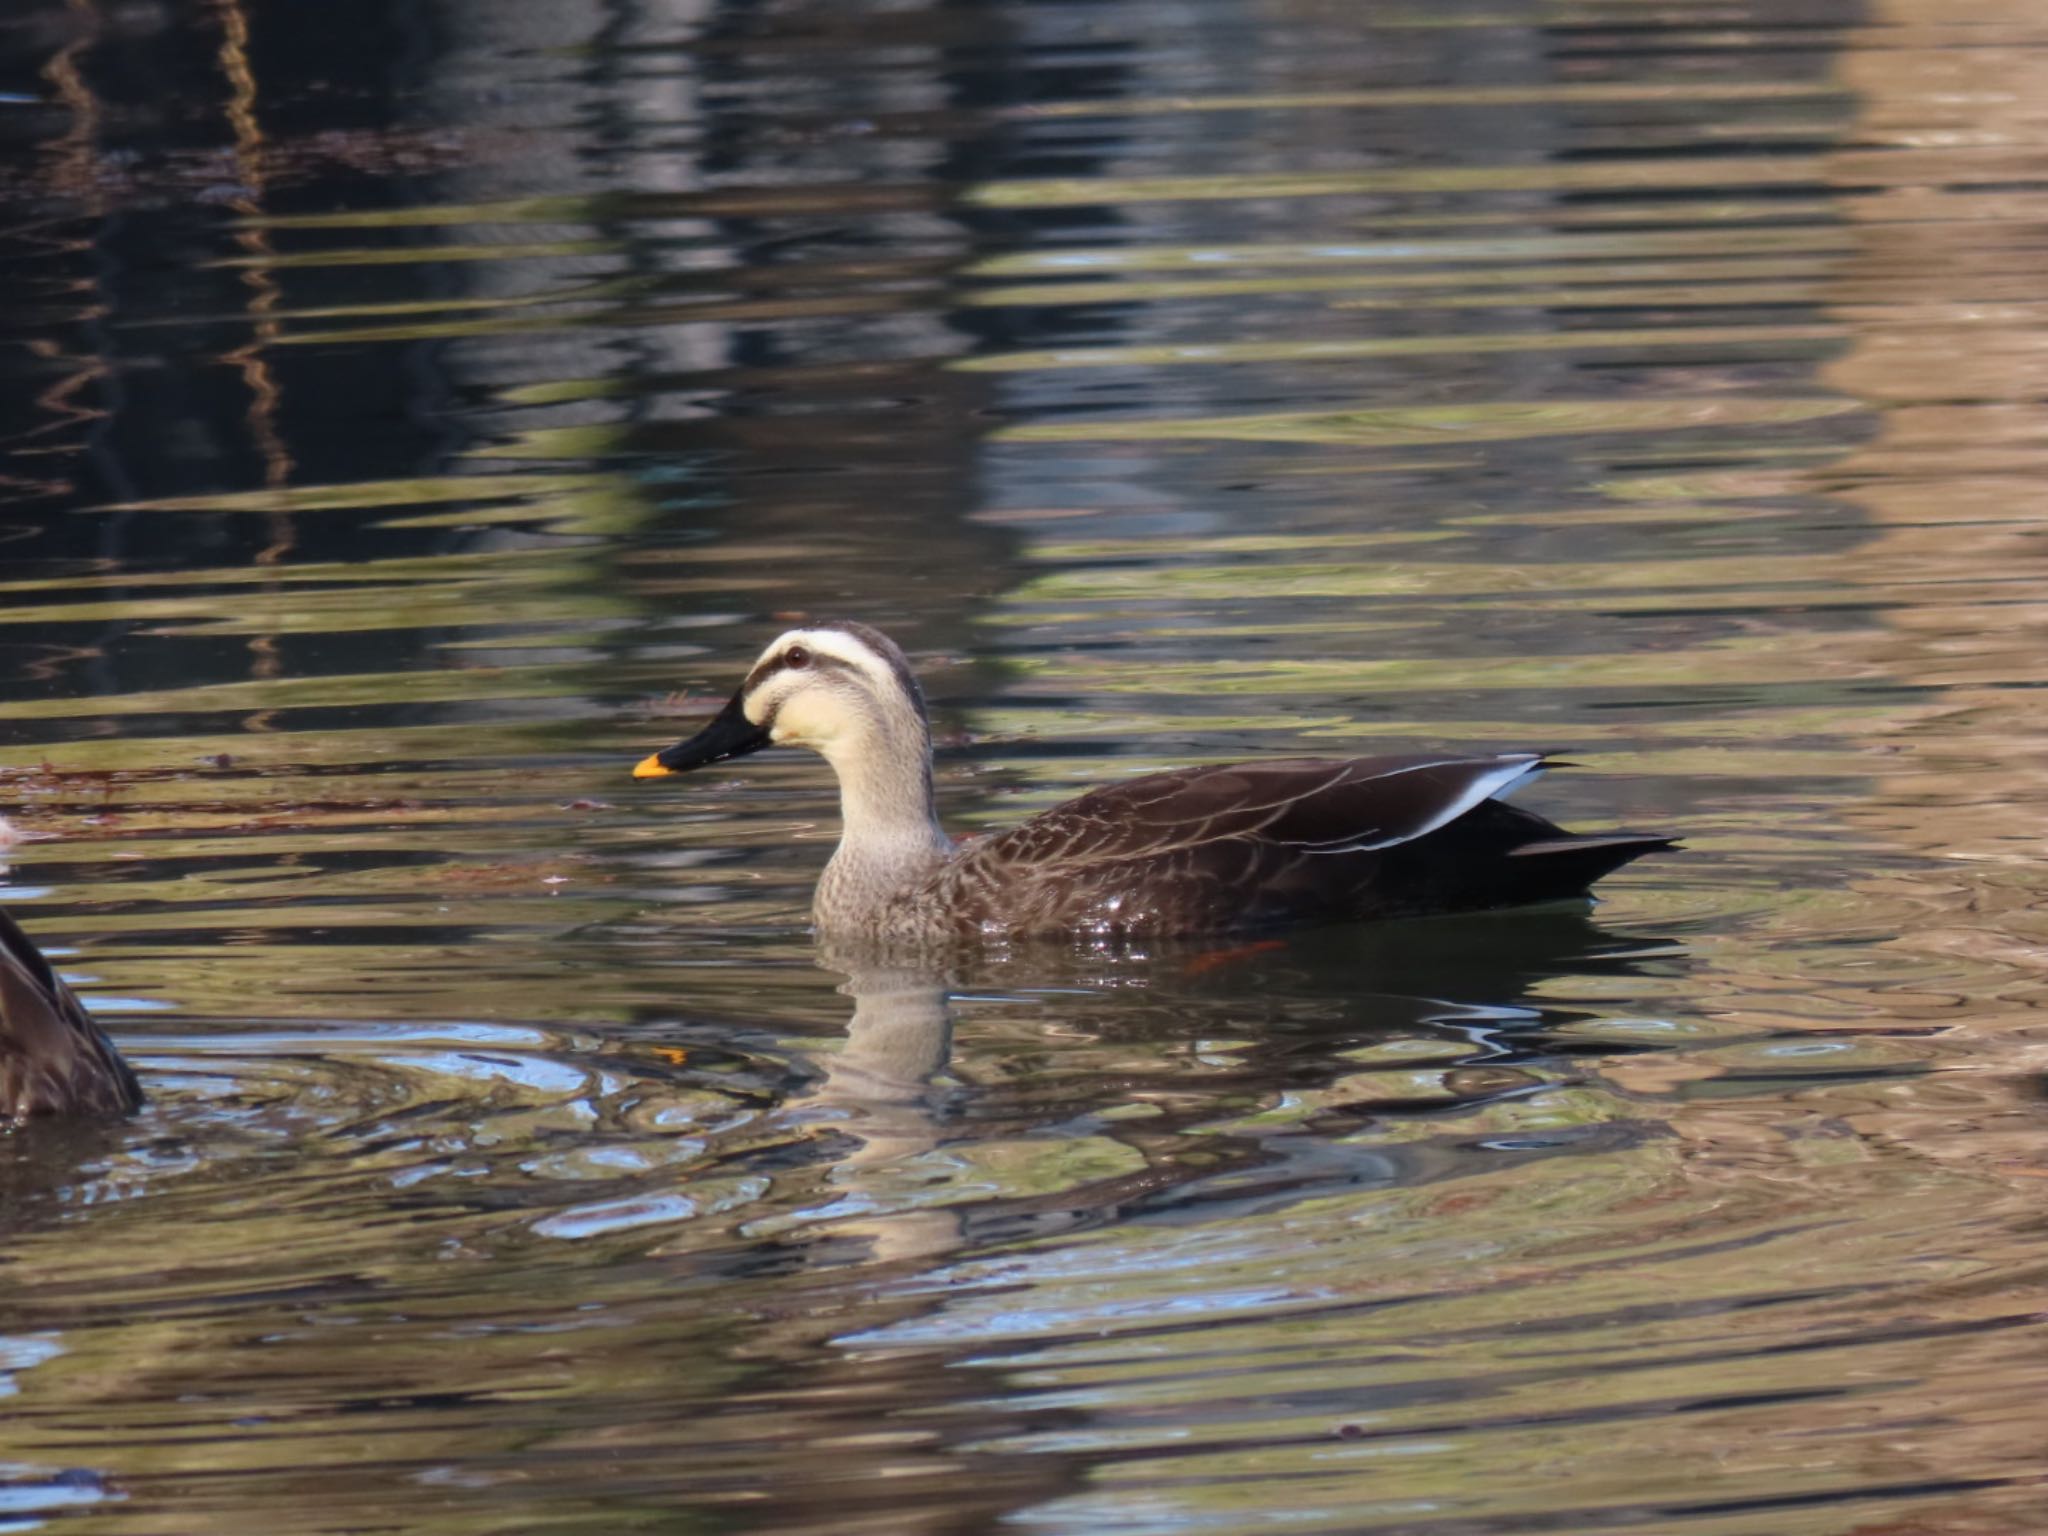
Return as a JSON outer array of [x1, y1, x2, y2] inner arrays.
[[935, 753, 1666, 934], [0, 908, 144, 1124], [983, 753, 1547, 869]]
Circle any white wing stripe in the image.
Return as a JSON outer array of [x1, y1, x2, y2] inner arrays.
[[1288, 756, 1543, 855]]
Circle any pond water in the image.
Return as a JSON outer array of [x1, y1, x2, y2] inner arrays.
[[5, 0, 2048, 1531]]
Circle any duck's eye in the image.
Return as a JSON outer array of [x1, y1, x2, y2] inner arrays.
[[784, 645, 811, 670]]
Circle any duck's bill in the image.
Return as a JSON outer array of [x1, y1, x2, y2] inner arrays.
[[633, 692, 771, 779]]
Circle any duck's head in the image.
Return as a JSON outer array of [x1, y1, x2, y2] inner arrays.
[[633, 621, 930, 780]]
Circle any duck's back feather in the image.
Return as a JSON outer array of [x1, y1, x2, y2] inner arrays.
[[917, 753, 1670, 937], [0, 908, 144, 1124]]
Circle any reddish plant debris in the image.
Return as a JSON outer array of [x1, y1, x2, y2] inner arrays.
[[1182, 939, 1288, 976]]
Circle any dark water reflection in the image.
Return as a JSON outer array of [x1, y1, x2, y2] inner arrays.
[[8, 0, 2048, 1531]]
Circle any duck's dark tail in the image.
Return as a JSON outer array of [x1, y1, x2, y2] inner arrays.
[[1505, 831, 1680, 900], [1380, 798, 1677, 916], [0, 908, 145, 1125]]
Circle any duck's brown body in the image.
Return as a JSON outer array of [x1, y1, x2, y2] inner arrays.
[[0, 907, 144, 1125], [635, 623, 1676, 942], [888, 753, 1670, 940]]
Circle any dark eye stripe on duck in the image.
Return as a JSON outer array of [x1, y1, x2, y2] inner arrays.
[[738, 621, 926, 712], [743, 646, 852, 699]]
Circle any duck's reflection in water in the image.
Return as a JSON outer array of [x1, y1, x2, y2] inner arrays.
[[778, 943, 964, 1264], [763, 912, 1681, 1270]]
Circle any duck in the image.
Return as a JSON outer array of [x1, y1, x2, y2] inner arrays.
[[1, 904, 145, 1124], [633, 620, 1674, 941]]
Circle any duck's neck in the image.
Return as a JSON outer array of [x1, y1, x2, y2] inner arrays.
[[815, 716, 953, 925]]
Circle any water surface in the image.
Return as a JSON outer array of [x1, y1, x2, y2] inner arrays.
[[6, 1, 2048, 1531]]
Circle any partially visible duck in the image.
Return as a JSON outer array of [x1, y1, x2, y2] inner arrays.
[[634, 621, 1674, 941], [1, 904, 144, 1124]]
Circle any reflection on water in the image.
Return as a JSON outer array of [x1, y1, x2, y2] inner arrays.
[[6, 0, 2048, 1530], [0, 913, 1683, 1534]]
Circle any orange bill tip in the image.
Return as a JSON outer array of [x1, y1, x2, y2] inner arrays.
[[632, 753, 674, 780]]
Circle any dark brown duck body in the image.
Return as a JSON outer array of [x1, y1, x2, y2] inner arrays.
[[0, 907, 144, 1124], [912, 753, 1674, 938]]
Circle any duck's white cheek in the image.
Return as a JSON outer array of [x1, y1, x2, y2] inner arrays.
[[767, 689, 831, 748]]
